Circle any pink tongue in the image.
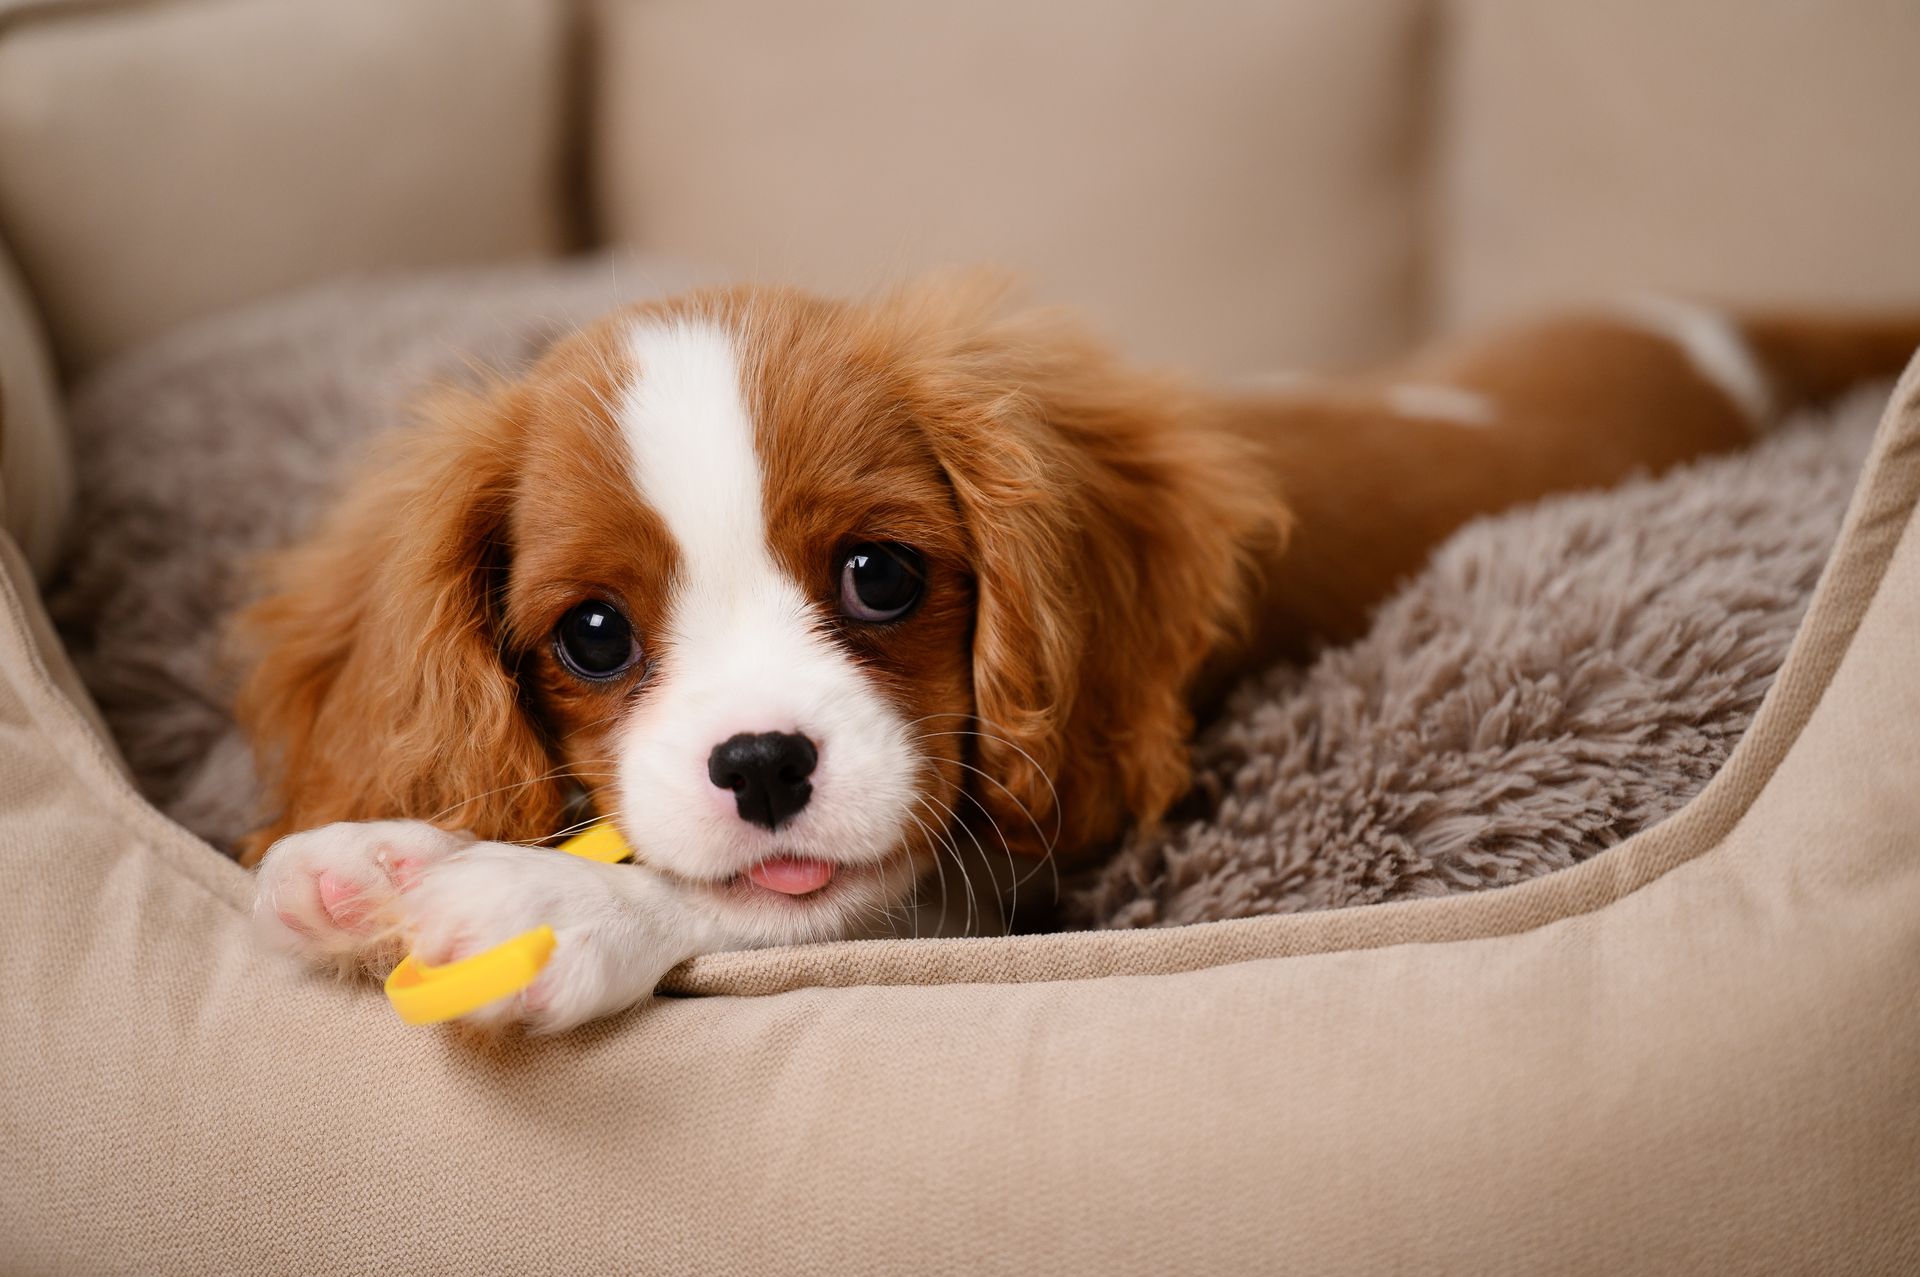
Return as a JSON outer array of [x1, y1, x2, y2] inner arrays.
[[747, 856, 836, 896]]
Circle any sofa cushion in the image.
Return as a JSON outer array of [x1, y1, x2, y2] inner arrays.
[[1439, 0, 1920, 326], [2, 352, 1917, 1270], [0, 229, 67, 579], [0, 0, 572, 377], [590, 0, 1430, 375]]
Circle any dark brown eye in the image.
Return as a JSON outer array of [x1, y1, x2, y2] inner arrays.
[[553, 600, 639, 680], [837, 543, 925, 622]]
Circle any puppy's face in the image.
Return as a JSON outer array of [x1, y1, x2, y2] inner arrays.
[[237, 281, 1272, 946], [502, 300, 974, 941]]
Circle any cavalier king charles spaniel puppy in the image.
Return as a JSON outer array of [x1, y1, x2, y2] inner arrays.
[[240, 276, 1918, 1031]]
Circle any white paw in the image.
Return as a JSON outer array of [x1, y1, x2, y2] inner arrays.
[[253, 820, 473, 966], [398, 844, 676, 1034]]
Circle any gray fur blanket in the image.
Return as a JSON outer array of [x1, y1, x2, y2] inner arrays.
[[1062, 391, 1876, 926], [45, 263, 1878, 930]]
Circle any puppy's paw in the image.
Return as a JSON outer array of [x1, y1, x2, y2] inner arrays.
[[253, 820, 474, 968], [399, 844, 670, 1034]]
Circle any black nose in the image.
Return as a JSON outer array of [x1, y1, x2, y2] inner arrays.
[[707, 732, 817, 830]]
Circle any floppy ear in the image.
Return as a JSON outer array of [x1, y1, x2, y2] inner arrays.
[[892, 283, 1282, 864], [232, 386, 565, 865]]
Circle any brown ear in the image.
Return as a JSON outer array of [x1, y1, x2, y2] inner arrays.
[[890, 281, 1281, 864], [232, 386, 564, 865]]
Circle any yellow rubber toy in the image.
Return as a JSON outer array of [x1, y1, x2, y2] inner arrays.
[[382, 823, 632, 1025], [550, 820, 633, 865]]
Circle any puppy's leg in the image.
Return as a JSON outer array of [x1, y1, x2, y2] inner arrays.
[[1231, 303, 1920, 649], [394, 843, 739, 1033], [1401, 302, 1920, 455], [255, 819, 741, 1032]]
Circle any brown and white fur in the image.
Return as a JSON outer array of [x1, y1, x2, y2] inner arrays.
[[240, 278, 1919, 1031]]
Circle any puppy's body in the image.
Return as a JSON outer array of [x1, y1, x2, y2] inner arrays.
[[242, 284, 1919, 1031], [1229, 307, 1920, 658]]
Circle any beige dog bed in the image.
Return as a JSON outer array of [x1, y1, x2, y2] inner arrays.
[[39, 268, 1882, 937], [5, 2, 1919, 1269], [3, 337, 1918, 1270]]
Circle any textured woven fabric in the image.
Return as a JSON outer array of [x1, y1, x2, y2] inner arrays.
[[592, 0, 1429, 375], [0, 230, 66, 580], [2, 364, 1916, 1273], [1440, 0, 1920, 326], [0, 0, 569, 375]]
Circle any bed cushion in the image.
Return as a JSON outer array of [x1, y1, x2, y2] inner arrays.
[[0, 0, 571, 378], [0, 229, 67, 579], [1439, 0, 1920, 326], [590, 0, 1430, 375], [3, 332, 1918, 1271]]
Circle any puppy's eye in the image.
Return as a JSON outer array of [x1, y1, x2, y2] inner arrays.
[[838, 542, 925, 622], [553, 600, 639, 680]]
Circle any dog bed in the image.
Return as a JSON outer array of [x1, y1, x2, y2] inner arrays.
[[43, 267, 1883, 938], [3, 339, 1918, 1270]]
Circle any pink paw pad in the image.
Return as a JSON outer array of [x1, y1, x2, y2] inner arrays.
[[315, 872, 374, 929], [384, 856, 430, 892]]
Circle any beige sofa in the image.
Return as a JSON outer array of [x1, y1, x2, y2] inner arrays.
[[3, 2, 1919, 1271]]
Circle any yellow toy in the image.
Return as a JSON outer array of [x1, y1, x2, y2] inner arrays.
[[382, 822, 632, 1025]]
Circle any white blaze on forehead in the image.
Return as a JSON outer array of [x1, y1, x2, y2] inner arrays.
[[1617, 295, 1773, 428], [617, 319, 769, 582], [609, 317, 917, 892]]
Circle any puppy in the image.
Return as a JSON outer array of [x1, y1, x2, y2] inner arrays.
[[240, 279, 1919, 1030]]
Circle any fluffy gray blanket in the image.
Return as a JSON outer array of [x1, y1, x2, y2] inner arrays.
[[1062, 392, 1876, 926], [46, 264, 1878, 929]]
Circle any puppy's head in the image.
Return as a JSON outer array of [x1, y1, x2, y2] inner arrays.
[[236, 278, 1273, 941]]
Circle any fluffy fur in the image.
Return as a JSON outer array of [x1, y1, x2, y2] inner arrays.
[[45, 263, 1917, 1032], [48, 262, 651, 846], [227, 279, 1273, 865], [213, 274, 1279, 1028]]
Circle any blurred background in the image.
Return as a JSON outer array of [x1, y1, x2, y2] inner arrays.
[[5, 0, 1920, 570]]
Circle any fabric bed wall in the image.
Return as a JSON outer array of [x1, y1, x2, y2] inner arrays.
[[2, 359, 1917, 1273]]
